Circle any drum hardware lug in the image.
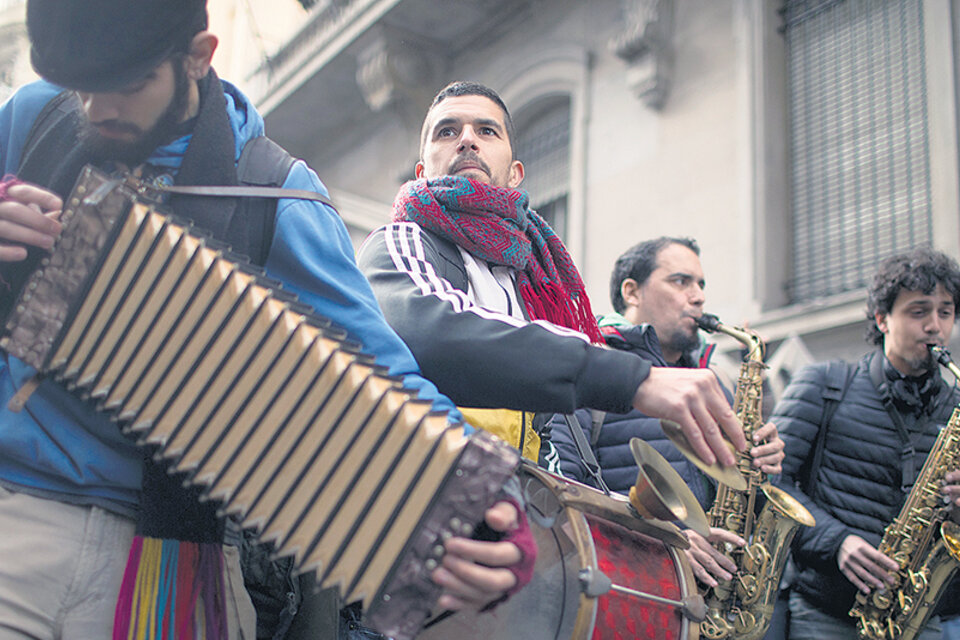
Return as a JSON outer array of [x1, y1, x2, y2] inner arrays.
[[523, 483, 561, 529], [606, 583, 708, 622], [578, 566, 612, 597]]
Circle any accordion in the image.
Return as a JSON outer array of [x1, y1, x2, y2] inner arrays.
[[0, 166, 519, 640]]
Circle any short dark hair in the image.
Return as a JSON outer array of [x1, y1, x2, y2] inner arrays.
[[609, 237, 700, 313], [865, 248, 960, 346], [419, 81, 517, 160]]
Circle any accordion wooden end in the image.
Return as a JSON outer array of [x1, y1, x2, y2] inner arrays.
[[0, 166, 521, 640]]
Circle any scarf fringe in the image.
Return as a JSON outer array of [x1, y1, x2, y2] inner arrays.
[[113, 536, 227, 640], [519, 279, 603, 344]]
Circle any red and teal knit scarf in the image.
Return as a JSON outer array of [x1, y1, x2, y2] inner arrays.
[[394, 176, 603, 344]]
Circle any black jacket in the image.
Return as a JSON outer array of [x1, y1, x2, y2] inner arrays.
[[356, 223, 651, 414], [774, 350, 960, 618], [549, 320, 722, 509]]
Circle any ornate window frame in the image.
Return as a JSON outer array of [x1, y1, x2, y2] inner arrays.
[[491, 45, 592, 265]]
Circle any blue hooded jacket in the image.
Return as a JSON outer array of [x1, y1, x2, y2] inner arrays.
[[0, 79, 459, 516]]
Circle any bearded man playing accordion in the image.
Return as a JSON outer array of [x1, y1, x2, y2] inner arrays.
[[0, 2, 535, 638]]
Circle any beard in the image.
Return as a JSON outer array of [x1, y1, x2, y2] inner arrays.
[[904, 346, 938, 375], [448, 152, 503, 185], [663, 326, 700, 360], [79, 60, 191, 167]]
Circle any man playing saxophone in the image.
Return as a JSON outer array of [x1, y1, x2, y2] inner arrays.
[[549, 236, 785, 587], [774, 248, 960, 640]]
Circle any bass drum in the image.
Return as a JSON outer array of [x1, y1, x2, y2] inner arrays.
[[418, 467, 701, 640]]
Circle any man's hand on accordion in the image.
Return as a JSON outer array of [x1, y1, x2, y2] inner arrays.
[[0, 180, 62, 262], [430, 498, 537, 611]]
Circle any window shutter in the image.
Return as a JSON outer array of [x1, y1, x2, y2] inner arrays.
[[783, 0, 932, 302]]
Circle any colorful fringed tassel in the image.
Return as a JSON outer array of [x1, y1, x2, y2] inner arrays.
[[113, 536, 228, 640], [518, 279, 603, 345]]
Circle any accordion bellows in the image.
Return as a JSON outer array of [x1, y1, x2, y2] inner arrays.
[[1, 166, 519, 640]]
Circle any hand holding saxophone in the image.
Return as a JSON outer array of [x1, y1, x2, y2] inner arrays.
[[750, 421, 785, 475], [942, 469, 960, 509], [838, 534, 899, 594], [683, 527, 745, 587]]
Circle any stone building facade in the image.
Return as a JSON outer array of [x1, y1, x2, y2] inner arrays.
[[7, 0, 960, 397], [235, 0, 960, 394]]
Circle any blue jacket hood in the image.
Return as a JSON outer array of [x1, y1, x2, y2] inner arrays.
[[146, 75, 264, 170]]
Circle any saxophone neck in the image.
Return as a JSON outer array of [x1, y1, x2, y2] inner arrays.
[[697, 313, 765, 362]]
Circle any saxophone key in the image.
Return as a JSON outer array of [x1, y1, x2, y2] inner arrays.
[[733, 608, 757, 636]]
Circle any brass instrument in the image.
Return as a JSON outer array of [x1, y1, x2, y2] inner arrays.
[[849, 345, 960, 640], [695, 314, 816, 640]]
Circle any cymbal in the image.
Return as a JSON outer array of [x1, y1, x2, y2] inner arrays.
[[629, 438, 710, 538], [660, 419, 748, 491]]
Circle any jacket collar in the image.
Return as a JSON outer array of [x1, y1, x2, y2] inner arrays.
[[598, 312, 714, 369]]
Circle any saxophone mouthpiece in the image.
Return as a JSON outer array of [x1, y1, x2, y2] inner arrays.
[[930, 344, 953, 367], [696, 313, 721, 333]]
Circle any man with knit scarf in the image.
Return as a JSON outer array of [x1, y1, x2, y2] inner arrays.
[[358, 81, 745, 476]]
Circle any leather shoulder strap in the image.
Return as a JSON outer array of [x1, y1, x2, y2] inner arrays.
[[867, 352, 918, 493]]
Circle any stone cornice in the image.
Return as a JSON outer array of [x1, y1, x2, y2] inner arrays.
[[249, 0, 403, 114], [609, 0, 674, 110]]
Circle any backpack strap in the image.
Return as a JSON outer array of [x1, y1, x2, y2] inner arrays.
[[588, 409, 606, 448], [867, 351, 920, 493], [804, 359, 854, 496], [562, 413, 611, 495], [234, 136, 303, 267], [16, 90, 84, 188]]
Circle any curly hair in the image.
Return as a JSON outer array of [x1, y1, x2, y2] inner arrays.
[[865, 248, 960, 346], [609, 237, 700, 313]]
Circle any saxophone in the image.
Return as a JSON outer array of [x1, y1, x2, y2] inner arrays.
[[849, 345, 960, 640], [695, 313, 816, 640]]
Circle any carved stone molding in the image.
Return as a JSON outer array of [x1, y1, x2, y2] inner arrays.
[[354, 26, 441, 122], [609, 0, 674, 110]]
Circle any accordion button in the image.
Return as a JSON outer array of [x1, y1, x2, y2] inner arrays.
[[432, 545, 444, 557], [425, 559, 438, 571]]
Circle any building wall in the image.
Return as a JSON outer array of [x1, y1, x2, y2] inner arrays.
[[268, 0, 790, 363], [296, 0, 751, 321], [3, 0, 956, 384], [258, 0, 960, 374]]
